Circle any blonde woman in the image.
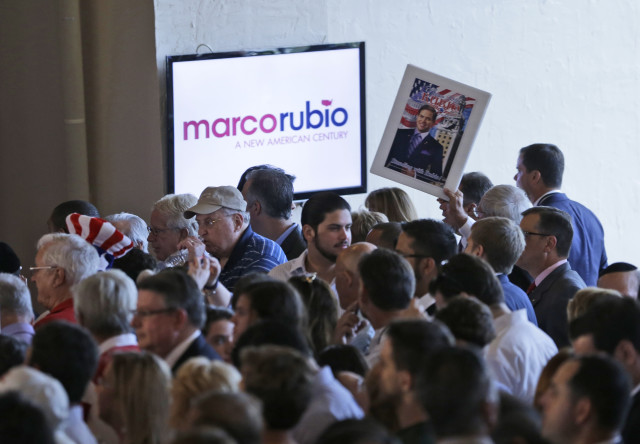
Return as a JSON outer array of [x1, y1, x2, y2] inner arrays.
[[97, 352, 171, 444], [170, 357, 241, 430], [365, 187, 418, 223]]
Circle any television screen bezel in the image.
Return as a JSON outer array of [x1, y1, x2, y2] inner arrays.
[[165, 41, 367, 200]]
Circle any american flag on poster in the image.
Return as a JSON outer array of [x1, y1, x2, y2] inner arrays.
[[400, 78, 475, 133]]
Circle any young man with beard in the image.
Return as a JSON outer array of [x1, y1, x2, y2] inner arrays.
[[270, 192, 352, 287]]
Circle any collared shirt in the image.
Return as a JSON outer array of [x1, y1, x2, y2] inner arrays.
[[219, 225, 287, 292], [292, 366, 364, 444], [269, 250, 339, 295], [459, 216, 474, 241], [275, 223, 299, 245], [98, 333, 138, 355], [413, 129, 431, 143], [33, 298, 76, 329], [269, 250, 309, 281], [366, 327, 389, 367], [416, 293, 437, 318], [2, 322, 35, 344], [94, 333, 140, 383], [164, 330, 201, 369], [485, 309, 557, 403], [534, 259, 568, 286], [64, 405, 98, 444], [534, 189, 562, 206]]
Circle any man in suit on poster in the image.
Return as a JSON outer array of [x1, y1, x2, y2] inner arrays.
[[386, 104, 443, 177]]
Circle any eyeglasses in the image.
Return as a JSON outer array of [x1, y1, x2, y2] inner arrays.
[[522, 231, 552, 238], [29, 266, 58, 275], [147, 226, 179, 236], [131, 308, 176, 318], [199, 216, 230, 228]]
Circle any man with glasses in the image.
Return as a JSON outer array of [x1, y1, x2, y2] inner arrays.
[[184, 185, 286, 292], [394, 219, 457, 316], [133, 268, 220, 373], [147, 193, 199, 266], [31, 233, 101, 328], [517, 206, 585, 347]]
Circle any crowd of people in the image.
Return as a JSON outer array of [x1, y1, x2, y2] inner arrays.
[[0, 142, 638, 444]]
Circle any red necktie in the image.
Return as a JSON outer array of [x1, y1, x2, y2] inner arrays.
[[526, 281, 537, 295]]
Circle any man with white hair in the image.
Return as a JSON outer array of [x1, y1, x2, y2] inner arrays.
[[105, 212, 149, 253], [73, 269, 139, 381], [31, 233, 100, 329], [148, 193, 199, 266], [0, 273, 35, 343]]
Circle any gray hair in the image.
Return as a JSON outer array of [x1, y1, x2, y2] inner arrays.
[[469, 217, 526, 275], [219, 207, 250, 225], [152, 194, 199, 236], [105, 212, 149, 253], [478, 185, 531, 223], [37, 234, 100, 285], [73, 269, 137, 338], [0, 273, 33, 321]]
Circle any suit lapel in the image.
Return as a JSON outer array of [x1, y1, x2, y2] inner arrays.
[[529, 263, 570, 306]]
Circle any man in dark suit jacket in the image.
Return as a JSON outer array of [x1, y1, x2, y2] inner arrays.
[[569, 297, 640, 443], [241, 167, 306, 260], [133, 268, 220, 374], [517, 207, 585, 347], [515, 143, 607, 286], [385, 104, 443, 177]]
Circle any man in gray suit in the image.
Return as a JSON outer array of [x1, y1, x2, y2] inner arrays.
[[517, 206, 585, 347]]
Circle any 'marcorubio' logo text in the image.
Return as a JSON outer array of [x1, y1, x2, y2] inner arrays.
[[183, 100, 348, 140]]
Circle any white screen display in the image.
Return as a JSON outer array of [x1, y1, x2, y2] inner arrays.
[[168, 43, 366, 198]]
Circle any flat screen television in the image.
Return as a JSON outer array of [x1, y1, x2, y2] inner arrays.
[[166, 41, 366, 200]]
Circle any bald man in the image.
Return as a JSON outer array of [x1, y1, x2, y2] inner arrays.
[[598, 262, 640, 299], [333, 242, 377, 351]]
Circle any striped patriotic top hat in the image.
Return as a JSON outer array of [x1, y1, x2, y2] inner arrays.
[[65, 213, 134, 270]]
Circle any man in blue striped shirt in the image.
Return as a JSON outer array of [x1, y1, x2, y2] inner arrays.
[[184, 186, 287, 292]]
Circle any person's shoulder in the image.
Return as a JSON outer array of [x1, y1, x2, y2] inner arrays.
[[268, 251, 306, 280], [556, 265, 586, 287]]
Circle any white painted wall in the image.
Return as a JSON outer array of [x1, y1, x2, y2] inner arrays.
[[155, 0, 640, 263]]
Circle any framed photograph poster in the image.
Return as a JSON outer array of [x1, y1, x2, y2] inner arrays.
[[371, 64, 491, 199]]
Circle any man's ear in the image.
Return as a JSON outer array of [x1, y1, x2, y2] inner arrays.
[[173, 307, 189, 330], [398, 369, 412, 393], [344, 270, 355, 289], [544, 235, 558, 253], [248, 200, 261, 217], [530, 169, 542, 185], [232, 213, 245, 232], [574, 397, 592, 425], [52, 267, 66, 288], [614, 339, 640, 370], [302, 224, 315, 243], [464, 202, 478, 219], [178, 227, 189, 241], [468, 243, 484, 258], [421, 257, 438, 281]]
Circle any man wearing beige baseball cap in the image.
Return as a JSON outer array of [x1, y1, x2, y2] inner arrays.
[[183, 186, 287, 292]]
